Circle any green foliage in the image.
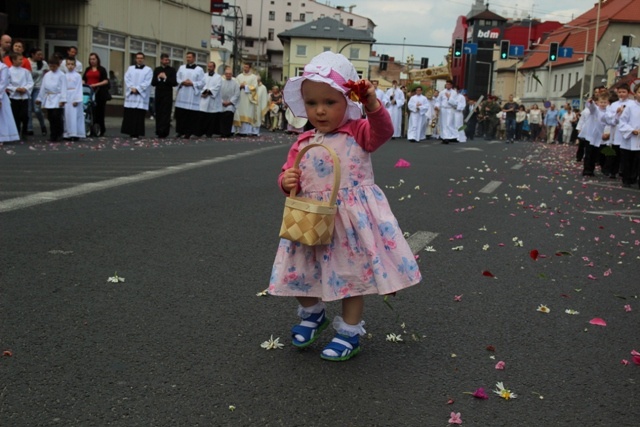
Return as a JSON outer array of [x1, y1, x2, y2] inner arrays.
[[260, 69, 279, 91]]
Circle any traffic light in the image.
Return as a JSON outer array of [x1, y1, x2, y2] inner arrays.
[[420, 57, 429, 69], [379, 54, 389, 71], [453, 38, 463, 58], [549, 42, 558, 62], [500, 40, 510, 60]]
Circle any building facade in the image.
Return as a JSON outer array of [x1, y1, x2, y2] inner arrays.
[[3, 0, 211, 107], [211, 0, 374, 82], [278, 17, 374, 81]]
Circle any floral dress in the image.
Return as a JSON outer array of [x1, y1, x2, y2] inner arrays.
[[269, 122, 422, 302]]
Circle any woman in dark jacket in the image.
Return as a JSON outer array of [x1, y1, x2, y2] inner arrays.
[[82, 52, 110, 136]]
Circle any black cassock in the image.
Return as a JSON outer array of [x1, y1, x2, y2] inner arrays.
[[151, 65, 178, 138]]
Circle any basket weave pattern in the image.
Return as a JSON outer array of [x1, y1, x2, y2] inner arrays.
[[279, 144, 340, 246]]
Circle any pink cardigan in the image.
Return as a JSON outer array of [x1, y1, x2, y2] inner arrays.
[[278, 104, 394, 193]]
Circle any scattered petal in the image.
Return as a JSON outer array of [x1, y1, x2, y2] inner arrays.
[[107, 272, 125, 283], [622, 359, 630, 366], [447, 398, 455, 405], [229, 405, 236, 411], [603, 268, 612, 277], [386, 333, 403, 343], [587, 274, 597, 280], [482, 244, 490, 251], [256, 289, 269, 296], [494, 382, 517, 400], [394, 158, 411, 168], [565, 309, 580, 315], [3, 350, 13, 357], [495, 360, 506, 370], [624, 304, 632, 312], [451, 246, 464, 251], [486, 345, 496, 352], [589, 318, 607, 326], [632, 350, 640, 365], [529, 249, 539, 261], [448, 412, 462, 425], [471, 388, 489, 399], [424, 246, 437, 252], [482, 270, 496, 278], [260, 335, 284, 350], [454, 294, 463, 302], [537, 304, 551, 313]]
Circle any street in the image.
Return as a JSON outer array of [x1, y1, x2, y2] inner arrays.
[[1, 123, 639, 426]]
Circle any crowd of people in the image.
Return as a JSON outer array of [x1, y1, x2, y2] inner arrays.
[[0, 32, 309, 145]]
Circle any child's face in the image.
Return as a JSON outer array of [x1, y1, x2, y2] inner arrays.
[[66, 60, 76, 72], [301, 80, 347, 133], [12, 55, 22, 67], [597, 98, 609, 109], [617, 89, 629, 100], [49, 63, 59, 73]]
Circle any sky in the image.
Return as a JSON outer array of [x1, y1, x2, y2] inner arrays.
[[332, 0, 597, 66]]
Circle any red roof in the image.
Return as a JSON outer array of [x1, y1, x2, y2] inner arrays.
[[520, 0, 640, 70]]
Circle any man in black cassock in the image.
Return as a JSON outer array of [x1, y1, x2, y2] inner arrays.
[[151, 53, 177, 138]]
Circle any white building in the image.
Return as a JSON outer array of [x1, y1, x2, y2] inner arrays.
[[211, 0, 375, 82]]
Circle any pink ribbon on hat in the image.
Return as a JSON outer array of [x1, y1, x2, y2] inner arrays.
[[302, 63, 348, 88]]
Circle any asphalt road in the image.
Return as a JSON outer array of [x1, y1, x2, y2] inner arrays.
[[1, 121, 639, 426]]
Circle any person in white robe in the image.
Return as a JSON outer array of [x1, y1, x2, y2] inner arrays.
[[0, 61, 19, 143], [36, 56, 67, 142], [453, 89, 467, 143], [435, 80, 460, 143], [385, 80, 404, 139], [199, 61, 222, 137], [407, 87, 431, 142], [63, 59, 85, 140], [219, 66, 240, 138], [174, 52, 205, 139], [233, 62, 260, 136], [120, 52, 153, 138], [256, 76, 269, 132], [372, 80, 388, 106]]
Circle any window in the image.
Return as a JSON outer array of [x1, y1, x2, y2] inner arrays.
[[300, 13, 305, 21], [286, 12, 292, 22], [245, 40, 254, 48], [129, 39, 156, 67], [553, 74, 557, 92], [323, 46, 331, 52], [268, 29, 274, 41], [246, 14, 252, 26], [301, 2, 305, 6], [287, 2, 291, 5], [296, 45, 307, 56], [92, 30, 125, 96], [576, 72, 579, 84], [269, 11, 275, 20], [568, 73, 572, 90], [295, 67, 305, 76], [347, 19, 353, 26], [560, 74, 564, 91], [349, 47, 360, 59]]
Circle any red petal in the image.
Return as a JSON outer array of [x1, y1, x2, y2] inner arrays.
[[589, 317, 607, 326], [447, 399, 455, 405], [482, 270, 495, 278], [530, 249, 539, 261], [486, 345, 496, 352], [2, 350, 13, 357]]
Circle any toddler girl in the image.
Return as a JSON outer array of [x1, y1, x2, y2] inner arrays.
[[268, 52, 421, 361]]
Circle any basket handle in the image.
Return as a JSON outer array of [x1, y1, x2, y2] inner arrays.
[[290, 143, 341, 206]]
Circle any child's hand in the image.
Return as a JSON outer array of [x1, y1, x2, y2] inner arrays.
[[282, 167, 301, 193], [361, 79, 380, 112]]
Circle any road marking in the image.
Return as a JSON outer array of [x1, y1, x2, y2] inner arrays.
[[585, 209, 640, 219], [511, 164, 523, 170], [479, 180, 502, 193], [454, 147, 483, 153], [0, 145, 285, 213], [406, 231, 439, 254]]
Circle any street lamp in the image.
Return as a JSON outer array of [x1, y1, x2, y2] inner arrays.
[[564, 24, 590, 109], [589, 0, 602, 96]]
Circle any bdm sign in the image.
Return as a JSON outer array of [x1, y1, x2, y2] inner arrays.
[[476, 28, 502, 40]]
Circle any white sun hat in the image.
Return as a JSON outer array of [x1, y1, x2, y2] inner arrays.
[[283, 51, 362, 124]]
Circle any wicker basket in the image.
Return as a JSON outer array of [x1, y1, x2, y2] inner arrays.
[[279, 143, 340, 246]]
